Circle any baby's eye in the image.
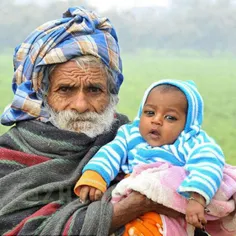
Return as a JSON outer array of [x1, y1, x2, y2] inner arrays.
[[143, 110, 155, 116], [165, 115, 177, 121]]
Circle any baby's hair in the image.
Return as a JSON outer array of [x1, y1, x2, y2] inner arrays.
[[156, 84, 188, 114], [156, 84, 182, 93]]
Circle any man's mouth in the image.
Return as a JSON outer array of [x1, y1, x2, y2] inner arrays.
[[73, 119, 93, 123]]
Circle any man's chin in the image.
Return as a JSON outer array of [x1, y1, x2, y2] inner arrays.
[[46, 98, 117, 138]]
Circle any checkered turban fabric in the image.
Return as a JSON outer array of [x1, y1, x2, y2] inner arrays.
[[1, 6, 123, 125]]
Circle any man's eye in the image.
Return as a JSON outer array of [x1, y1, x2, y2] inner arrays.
[[58, 86, 72, 93], [88, 87, 102, 93], [143, 110, 155, 116], [165, 115, 177, 121]]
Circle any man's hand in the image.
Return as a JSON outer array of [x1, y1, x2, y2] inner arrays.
[[185, 193, 207, 229], [110, 191, 184, 233], [79, 185, 103, 203]]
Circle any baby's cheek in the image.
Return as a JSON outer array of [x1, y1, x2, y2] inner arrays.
[[169, 129, 180, 142]]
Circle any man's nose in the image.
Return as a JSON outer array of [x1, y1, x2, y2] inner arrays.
[[70, 91, 90, 113], [152, 114, 163, 125]]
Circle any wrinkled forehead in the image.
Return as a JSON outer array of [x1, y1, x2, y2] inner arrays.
[[42, 60, 108, 93], [51, 60, 106, 79]]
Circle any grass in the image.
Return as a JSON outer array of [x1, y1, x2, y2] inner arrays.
[[0, 54, 14, 134], [0, 52, 236, 164]]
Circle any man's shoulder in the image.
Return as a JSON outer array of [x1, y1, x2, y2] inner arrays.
[[115, 113, 130, 126]]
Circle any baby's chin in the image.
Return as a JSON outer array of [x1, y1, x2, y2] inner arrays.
[[145, 139, 171, 148]]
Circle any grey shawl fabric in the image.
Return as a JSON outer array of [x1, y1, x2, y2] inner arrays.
[[0, 113, 129, 235]]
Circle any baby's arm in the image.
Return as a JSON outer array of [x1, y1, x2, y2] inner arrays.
[[74, 125, 129, 201], [178, 143, 225, 205], [185, 192, 207, 229], [83, 125, 129, 186]]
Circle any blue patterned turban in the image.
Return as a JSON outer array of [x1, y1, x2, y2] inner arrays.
[[1, 6, 123, 126]]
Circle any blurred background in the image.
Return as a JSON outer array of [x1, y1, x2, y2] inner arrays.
[[0, 0, 235, 164]]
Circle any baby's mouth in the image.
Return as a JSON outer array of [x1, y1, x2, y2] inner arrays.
[[149, 129, 161, 138]]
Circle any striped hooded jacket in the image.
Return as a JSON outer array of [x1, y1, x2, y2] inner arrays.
[[83, 79, 225, 204]]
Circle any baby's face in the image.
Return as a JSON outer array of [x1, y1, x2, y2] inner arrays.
[[139, 86, 187, 147]]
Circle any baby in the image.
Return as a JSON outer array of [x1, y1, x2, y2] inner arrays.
[[74, 79, 224, 232]]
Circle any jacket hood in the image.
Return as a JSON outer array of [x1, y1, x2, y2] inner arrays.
[[135, 79, 204, 134]]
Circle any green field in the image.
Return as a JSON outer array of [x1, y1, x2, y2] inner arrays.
[[0, 52, 236, 164]]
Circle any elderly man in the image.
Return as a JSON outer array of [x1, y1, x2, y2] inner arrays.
[[0, 6, 182, 236]]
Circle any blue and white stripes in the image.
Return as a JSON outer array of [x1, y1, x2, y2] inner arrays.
[[83, 79, 225, 204]]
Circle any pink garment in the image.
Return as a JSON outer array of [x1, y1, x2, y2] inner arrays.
[[111, 162, 236, 236]]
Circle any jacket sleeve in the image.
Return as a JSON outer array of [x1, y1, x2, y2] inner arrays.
[[177, 142, 225, 204], [82, 124, 129, 186]]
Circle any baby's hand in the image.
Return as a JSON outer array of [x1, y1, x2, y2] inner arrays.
[[79, 185, 103, 203], [185, 193, 207, 229]]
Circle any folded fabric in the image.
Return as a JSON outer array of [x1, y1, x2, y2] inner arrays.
[[0, 113, 129, 235], [123, 212, 163, 236], [112, 162, 236, 236]]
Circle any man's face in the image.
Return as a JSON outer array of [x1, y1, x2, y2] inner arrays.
[[139, 86, 187, 147], [47, 60, 109, 113], [46, 60, 115, 137]]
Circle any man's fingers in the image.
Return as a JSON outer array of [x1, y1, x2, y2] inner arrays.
[[79, 186, 90, 202], [94, 189, 103, 201]]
